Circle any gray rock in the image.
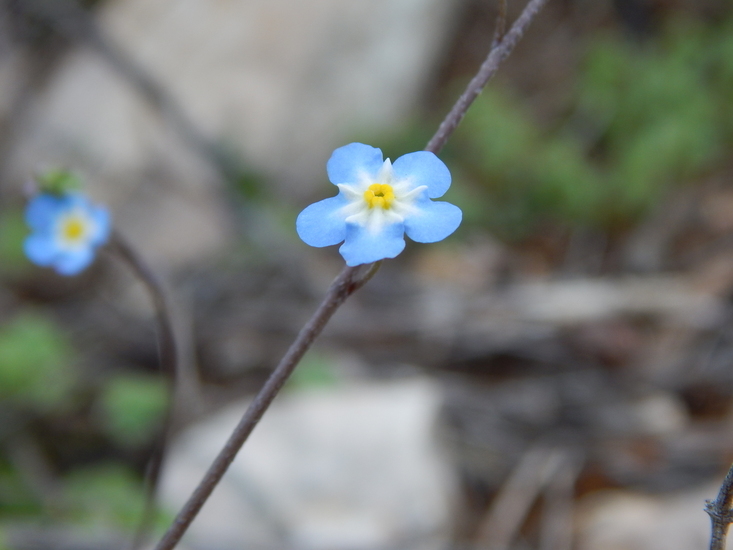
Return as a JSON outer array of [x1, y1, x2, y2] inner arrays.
[[577, 484, 731, 550], [160, 378, 455, 550]]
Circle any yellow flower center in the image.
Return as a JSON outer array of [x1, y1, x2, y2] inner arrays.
[[62, 216, 87, 242], [363, 183, 395, 209]]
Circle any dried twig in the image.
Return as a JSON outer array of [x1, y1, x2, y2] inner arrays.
[[539, 452, 583, 550], [706, 463, 733, 550], [476, 447, 567, 550], [152, 1, 549, 548]]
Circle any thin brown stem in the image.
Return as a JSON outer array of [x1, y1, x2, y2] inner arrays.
[[151, 0, 549, 546], [110, 232, 177, 383], [706, 463, 733, 550], [108, 232, 179, 550], [425, 0, 549, 155], [153, 263, 375, 550]]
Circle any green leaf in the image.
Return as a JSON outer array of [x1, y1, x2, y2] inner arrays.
[[36, 170, 83, 195], [98, 374, 168, 447], [0, 459, 42, 516], [63, 463, 146, 530], [0, 527, 11, 550], [0, 313, 75, 410], [0, 208, 30, 275]]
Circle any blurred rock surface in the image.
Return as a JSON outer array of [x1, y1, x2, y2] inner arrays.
[[577, 485, 733, 550], [160, 377, 455, 550]]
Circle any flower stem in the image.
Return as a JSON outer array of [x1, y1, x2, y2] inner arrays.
[[707, 463, 733, 550], [151, 0, 549, 547], [153, 264, 375, 550], [108, 232, 179, 550], [110, 232, 177, 383]]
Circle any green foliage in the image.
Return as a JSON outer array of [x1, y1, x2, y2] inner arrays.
[[232, 168, 266, 201], [0, 208, 29, 275], [445, 14, 733, 236], [63, 463, 146, 530], [446, 89, 605, 237], [0, 313, 75, 411], [98, 374, 167, 447], [37, 169, 82, 195], [582, 28, 722, 216], [0, 460, 42, 516]]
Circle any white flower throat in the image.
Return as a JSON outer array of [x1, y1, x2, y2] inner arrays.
[[57, 209, 94, 249], [338, 159, 427, 233]]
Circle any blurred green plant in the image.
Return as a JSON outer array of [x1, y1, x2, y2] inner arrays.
[[0, 459, 42, 517], [441, 15, 733, 238], [36, 169, 83, 195], [98, 374, 168, 447], [63, 463, 148, 530], [0, 313, 75, 411], [0, 209, 29, 275]]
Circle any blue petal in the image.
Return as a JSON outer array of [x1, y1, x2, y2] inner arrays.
[[24, 234, 58, 266], [339, 222, 406, 266], [392, 151, 451, 198], [65, 193, 88, 208], [404, 199, 462, 243], [54, 248, 94, 276], [90, 205, 111, 245], [25, 194, 64, 231], [296, 194, 350, 247], [327, 143, 384, 185]]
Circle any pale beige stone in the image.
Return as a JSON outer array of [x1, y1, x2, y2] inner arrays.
[[578, 486, 732, 550]]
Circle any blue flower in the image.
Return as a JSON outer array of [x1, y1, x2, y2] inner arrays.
[[24, 192, 110, 276], [296, 143, 462, 266]]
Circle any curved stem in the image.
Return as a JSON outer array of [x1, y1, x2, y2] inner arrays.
[[110, 232, 177, 382], [108, 232, 179, 550]]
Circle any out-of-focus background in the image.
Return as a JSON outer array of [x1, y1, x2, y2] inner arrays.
[[1, 0, 733, 549]]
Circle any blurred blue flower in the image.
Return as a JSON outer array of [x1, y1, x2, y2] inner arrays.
[[297, 143, 462, 266], [24, 193, 110, 276]]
